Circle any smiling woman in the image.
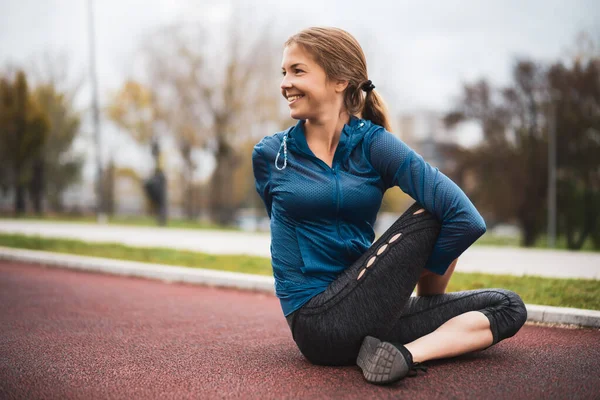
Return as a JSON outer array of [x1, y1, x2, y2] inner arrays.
[[252, 26, 527, 386], [280, 45, 336, 123]]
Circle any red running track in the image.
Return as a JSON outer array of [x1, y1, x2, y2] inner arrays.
[[1, 261, 599, 399]]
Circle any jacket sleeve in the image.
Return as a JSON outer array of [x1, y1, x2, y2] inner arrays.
[[252, 140, 273, 219], [367, 128, 486, 275]]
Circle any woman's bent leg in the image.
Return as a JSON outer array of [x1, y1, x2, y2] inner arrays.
[[382, 288, 528, 362], [405, 311, 493, 363], [287, 202, 527, 367], [287, 202, 442, 365], [383, 289, 527, 346]]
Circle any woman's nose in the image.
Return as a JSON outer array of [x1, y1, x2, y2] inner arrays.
[[280, 75, 292, 90]]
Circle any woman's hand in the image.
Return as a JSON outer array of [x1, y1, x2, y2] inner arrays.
[[416, 258, 458, 296]]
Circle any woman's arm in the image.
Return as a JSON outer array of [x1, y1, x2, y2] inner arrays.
[[367, 127, 486, 276], [252, 139, 274, 219], [416, 258, 458, 296]]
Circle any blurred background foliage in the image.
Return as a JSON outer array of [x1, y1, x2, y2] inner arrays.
[[443, 35, 599, 248], [0, 8, 598, 251]]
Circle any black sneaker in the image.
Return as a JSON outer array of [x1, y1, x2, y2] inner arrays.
[[356, 336, 428, 385]]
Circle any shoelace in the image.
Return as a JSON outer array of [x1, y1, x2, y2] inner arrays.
[[407, 362, 428, 377]]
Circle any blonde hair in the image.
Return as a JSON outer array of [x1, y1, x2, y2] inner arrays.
[[285, 27, 392, 131]]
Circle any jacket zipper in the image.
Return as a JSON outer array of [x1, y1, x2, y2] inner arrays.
[[332, 168, 341, 234], [292, 145, 351, 256], [332, 168, 352, 257]]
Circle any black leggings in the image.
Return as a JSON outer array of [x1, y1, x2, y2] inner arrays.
[[285, 202, 528, 366]]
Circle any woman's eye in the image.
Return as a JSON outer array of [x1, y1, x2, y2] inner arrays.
[[281, 69, 304, 76]]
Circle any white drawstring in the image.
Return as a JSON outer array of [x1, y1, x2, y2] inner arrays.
[[275, 131, 288, 170]]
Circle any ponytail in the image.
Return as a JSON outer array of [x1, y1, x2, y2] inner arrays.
[[361, 88, 392, 132]]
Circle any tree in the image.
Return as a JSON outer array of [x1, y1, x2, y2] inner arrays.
[[136, 10, 289, 225], [107, 80, 161, 144], [107, 80, 168, 225], [0, 70, 49, 215], [446, 41, 600, 250], [548, 58, 600, 249], [446, 61, 549, 246], [21, 52, 86, 214], [30, 83, 83, 213], [103, 157, 116, 216], [1, 54, 84, 215]]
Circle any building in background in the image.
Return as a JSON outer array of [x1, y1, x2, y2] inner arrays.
[[396, 110, 462, 172]]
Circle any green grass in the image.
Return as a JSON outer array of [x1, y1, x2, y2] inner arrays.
[[0, 214, 246, 232], [446, 273, 600, 311], [0, 233, 271, 275], [476, 232, 598, 252], [3, 214, 597, 250], [1, 233, 599, 311]]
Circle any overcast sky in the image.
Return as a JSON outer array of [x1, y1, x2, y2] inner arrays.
[[1, 0, 598, 186], [2, 0, 597, 108]]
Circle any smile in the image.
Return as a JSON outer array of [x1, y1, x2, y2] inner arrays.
[[287, 95, 304, 105]]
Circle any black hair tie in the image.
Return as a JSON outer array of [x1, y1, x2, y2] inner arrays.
[[361, 80, 375, 93]]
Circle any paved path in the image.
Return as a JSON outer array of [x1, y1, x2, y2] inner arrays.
[[1, 220, 599, 279], [1, 261, 599, 399]]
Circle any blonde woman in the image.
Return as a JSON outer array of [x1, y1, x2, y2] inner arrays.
[[252, 27, 527, 385]]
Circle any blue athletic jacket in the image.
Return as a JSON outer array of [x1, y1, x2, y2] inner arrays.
[[252, 115, 486, 316]]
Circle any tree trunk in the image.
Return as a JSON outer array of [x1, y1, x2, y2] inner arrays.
[[566, 226, 585, 250], [182, 163, 196, 220], [13, 161, 26, 215], [520, 223, 538, 247], [30, 158, 44, 215], [209, 139, 235, 226], [15, 184, 26, 216], [566, 187, 596, 250], [158, 176, 167, 227], [519, 206, 540, 247]]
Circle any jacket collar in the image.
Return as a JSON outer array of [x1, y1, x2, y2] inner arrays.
[[287, 115, 362, 156]]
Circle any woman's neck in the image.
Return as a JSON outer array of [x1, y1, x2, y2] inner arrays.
[[304, 112, 351, 154]]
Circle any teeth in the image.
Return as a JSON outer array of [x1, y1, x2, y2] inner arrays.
[[288, 95, 303, 102]]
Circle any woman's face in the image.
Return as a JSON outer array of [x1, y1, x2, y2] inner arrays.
[[280, 43, 345, 121]]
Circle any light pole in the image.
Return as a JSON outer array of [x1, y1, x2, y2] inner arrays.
[[88, 0, 105, 223], [547, 94, 557, 248]]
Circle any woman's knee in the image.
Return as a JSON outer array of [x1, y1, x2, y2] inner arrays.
[[486, 289, 528, 343]]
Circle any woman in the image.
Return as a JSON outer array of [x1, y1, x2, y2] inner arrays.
[[252, 27, 527, 385]]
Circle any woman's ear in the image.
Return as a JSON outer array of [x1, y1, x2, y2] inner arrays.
[[334, 79, 349, 93]]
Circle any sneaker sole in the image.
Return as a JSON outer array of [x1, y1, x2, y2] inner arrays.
[[356, 336, 410, 385]]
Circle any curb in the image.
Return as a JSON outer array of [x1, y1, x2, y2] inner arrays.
[[1, 246, 599, 328], [0, 246, 274, 293]]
